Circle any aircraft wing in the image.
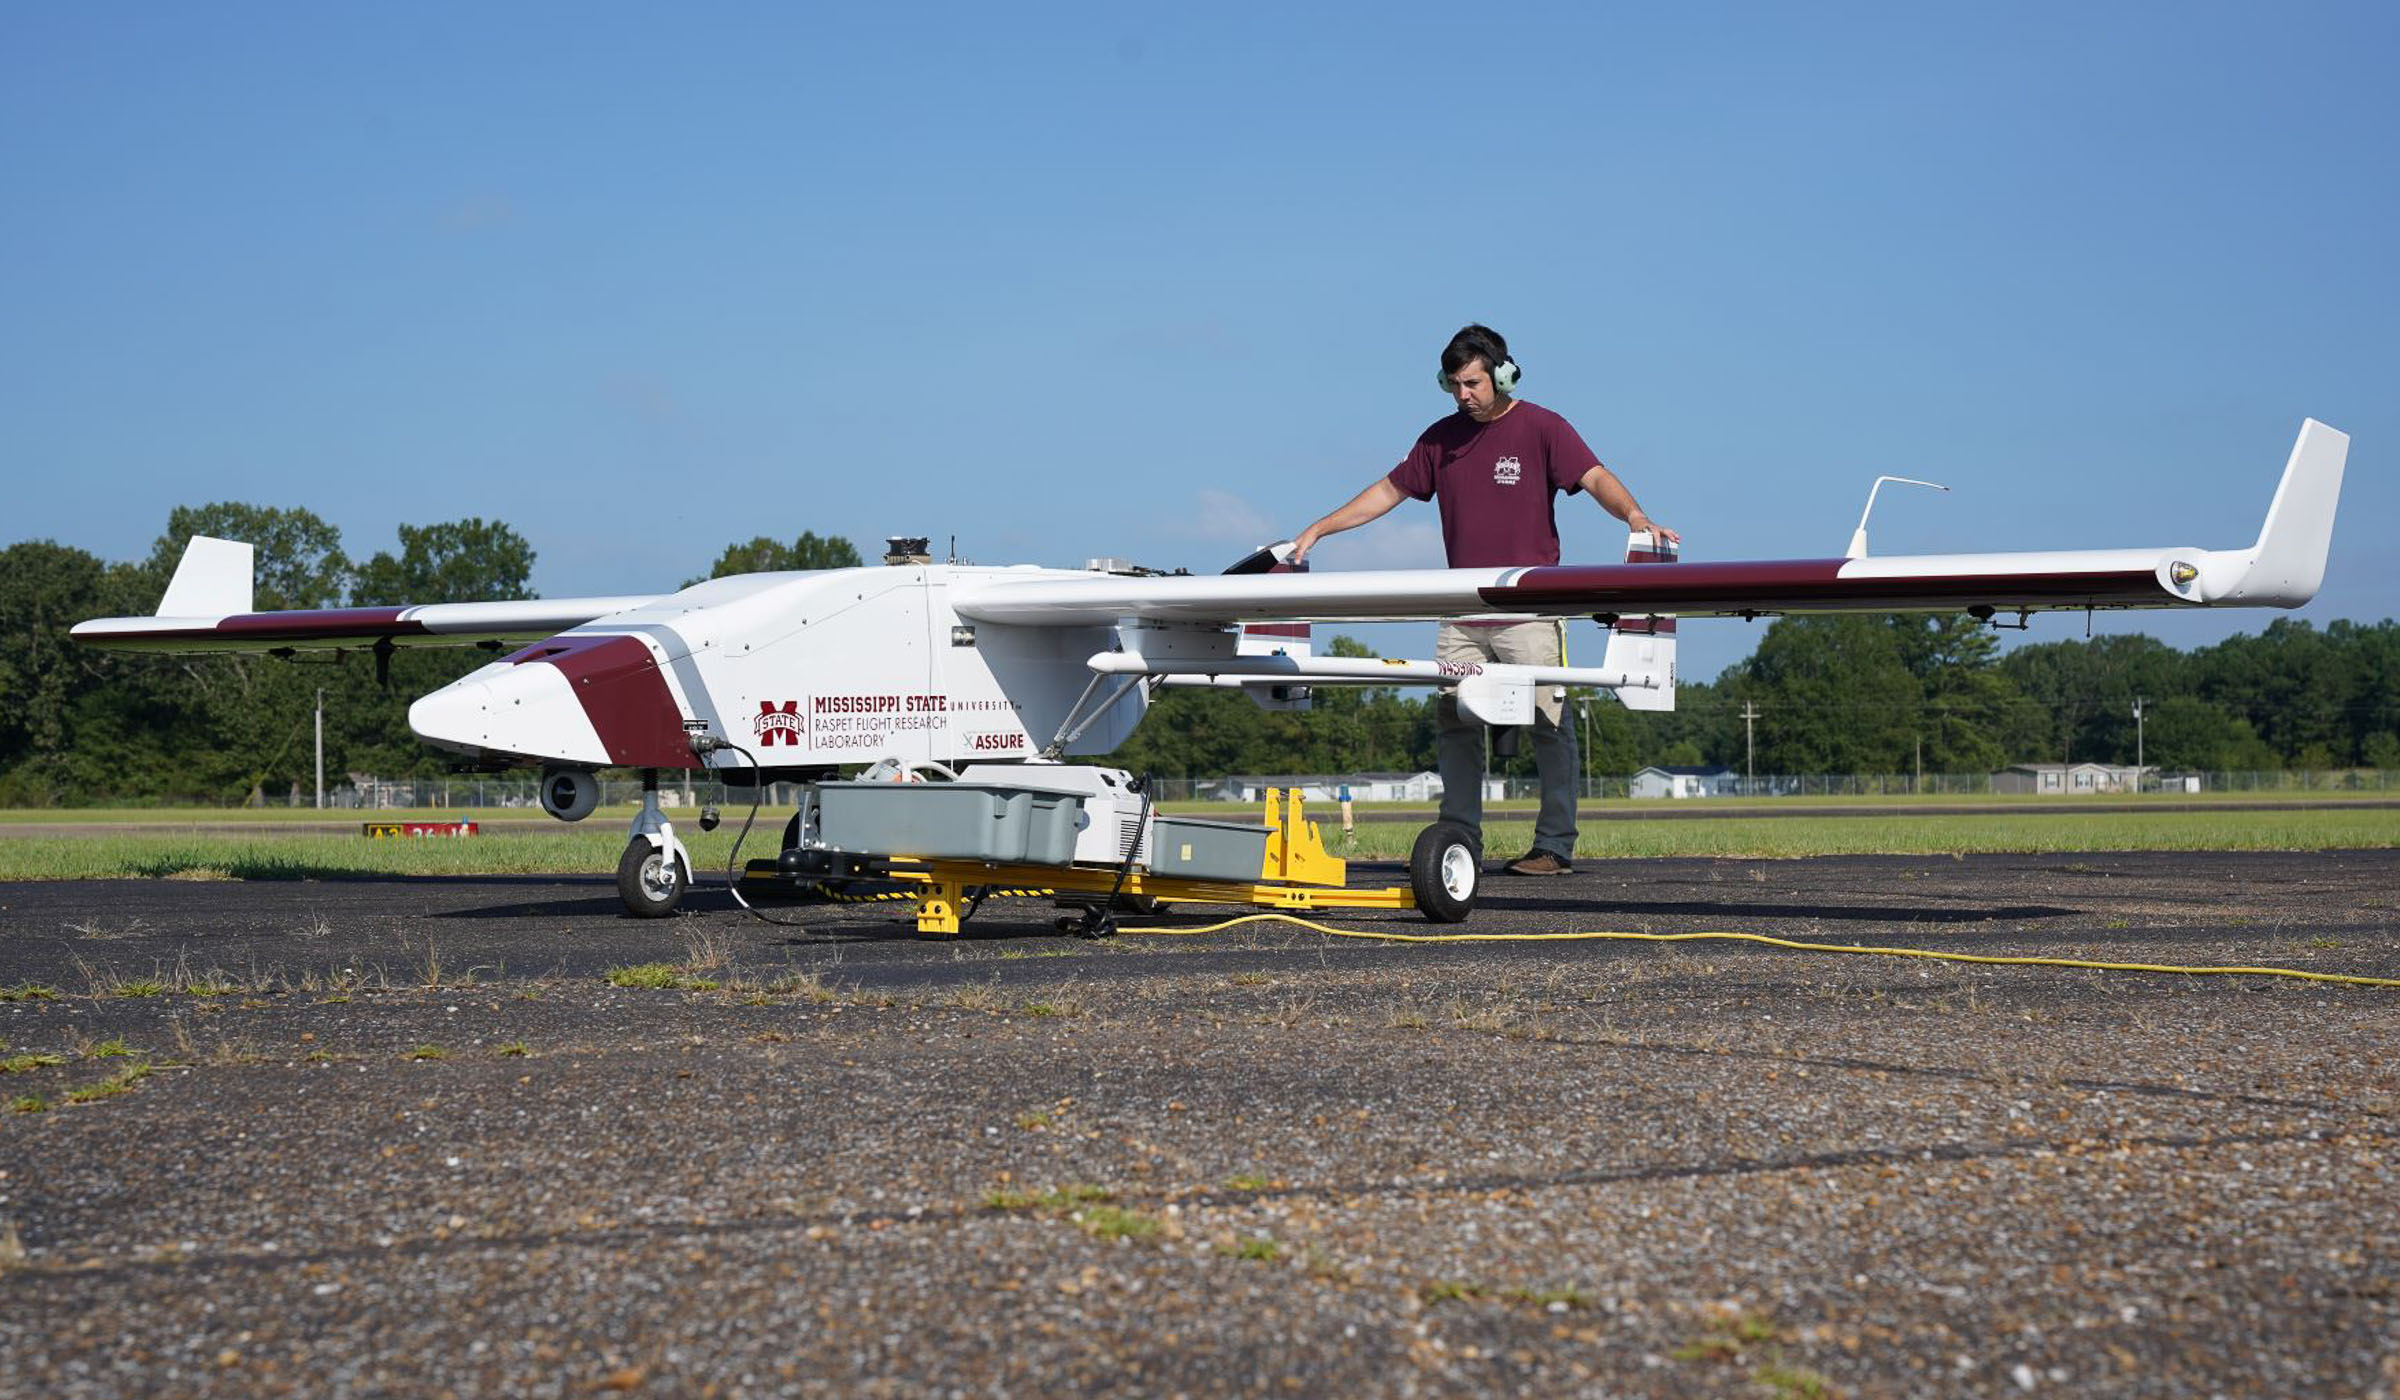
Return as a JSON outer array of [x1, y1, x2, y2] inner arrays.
[[954, 419, 2347, 627], [69, 537, 659, 653]]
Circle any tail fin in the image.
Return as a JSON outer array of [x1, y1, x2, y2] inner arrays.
[[157, 537, 255, 617], [1602, 530, 1677, 712]]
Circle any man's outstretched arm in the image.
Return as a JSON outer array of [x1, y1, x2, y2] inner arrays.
[[1579, 464, 1679, 545], [1291, 478, 1406, 565]]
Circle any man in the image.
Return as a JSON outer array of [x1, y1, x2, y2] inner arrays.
[[1289, 325, 1676, 875]]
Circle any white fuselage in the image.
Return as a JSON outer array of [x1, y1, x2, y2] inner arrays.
[[405, 564, 1150, 770]]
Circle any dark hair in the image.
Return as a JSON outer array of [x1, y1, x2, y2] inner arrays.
[[1441, 324, 1513, 383]]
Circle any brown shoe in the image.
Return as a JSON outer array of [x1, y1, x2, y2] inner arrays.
[[1503, 850, 1573, 876]]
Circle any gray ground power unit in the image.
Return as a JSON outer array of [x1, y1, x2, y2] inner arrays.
[[1147, 816, 1271, 883], [812, 780, 1083, 865], [954, 763, 1151, 867]]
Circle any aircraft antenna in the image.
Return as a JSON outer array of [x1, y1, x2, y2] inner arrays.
[[1845, 476, 1950, 559]]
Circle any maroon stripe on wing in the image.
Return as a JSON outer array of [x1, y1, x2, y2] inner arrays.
[[525, 634, 693, 768], [1481, 559, 2169, 614], [215, 608, 426, 640]]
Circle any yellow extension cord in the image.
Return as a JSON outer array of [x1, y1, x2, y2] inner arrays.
[[1115, 912, 2400, 988]]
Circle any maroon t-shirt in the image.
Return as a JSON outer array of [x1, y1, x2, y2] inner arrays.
[[1386, 400, 1598, 568]]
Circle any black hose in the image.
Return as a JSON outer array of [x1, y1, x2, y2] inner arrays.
[[699, 738, 811, 928], [1078, 771, 1154, 939]]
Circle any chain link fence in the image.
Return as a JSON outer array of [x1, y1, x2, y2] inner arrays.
[[314, 768, 2395, 810]]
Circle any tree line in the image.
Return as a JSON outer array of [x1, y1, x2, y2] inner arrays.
[[1111, 614, 2400, 781], [0, 504, 859, 805], [2, 504, 2391, 804]]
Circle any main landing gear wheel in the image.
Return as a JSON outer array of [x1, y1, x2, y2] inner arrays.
[[617, 840, 689, 918], [1409, 822, 1479, 923]]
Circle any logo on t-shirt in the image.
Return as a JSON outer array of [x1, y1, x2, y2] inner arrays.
[[1492, 455, 1523, 486]]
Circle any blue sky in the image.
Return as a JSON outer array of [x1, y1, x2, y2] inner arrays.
[[5, 2, 2394, 684]]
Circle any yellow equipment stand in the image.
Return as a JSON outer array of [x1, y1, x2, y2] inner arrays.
[[888, 789, 1416, 937]]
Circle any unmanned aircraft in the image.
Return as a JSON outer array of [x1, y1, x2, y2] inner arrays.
[[72, 420, 2348, 923]]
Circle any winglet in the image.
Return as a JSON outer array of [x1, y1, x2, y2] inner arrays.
[[2190, 419, 2348, 606], [156, 536, 255, 617]]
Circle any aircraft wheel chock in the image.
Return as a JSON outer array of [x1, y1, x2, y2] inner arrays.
[[1409, 822, 1478, 923], [617, 840, 688, 918]]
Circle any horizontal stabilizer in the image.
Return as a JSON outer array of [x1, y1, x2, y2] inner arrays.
[[1602, 627, 1677, 711]]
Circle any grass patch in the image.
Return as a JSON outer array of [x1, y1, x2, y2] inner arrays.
[[7, 1095, 48, 1114], [604, 962, 718, 991], [767, 972, 835, 1003], [1, 1053, 67, 1074], [945, 980, 1010, 1013], [1756, 1361, 1834, 1399], [0, 984, 59, 1003], [62, 1060, 151, 1104], [983, 1183, 1114, 1213], [1074, 1205, 1160, 1242], [1219, 1236, 1282, 1262], [605, 962, 680, 989], [493, 1041, 531, 1058], [1021, 981, 1086, 1018], [1504, 1285, 1595, 1310], [1670, 1308, 1825, 1394], [6, 801, 2393, 881], [1417, 1277, 1596, 1311], [405, 1044, 448, 1061]]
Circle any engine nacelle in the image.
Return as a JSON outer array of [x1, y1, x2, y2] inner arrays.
[[540, 767, 600, 823]]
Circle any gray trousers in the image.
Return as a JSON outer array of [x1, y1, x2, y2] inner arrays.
[[1434, 620, 1579, 859]]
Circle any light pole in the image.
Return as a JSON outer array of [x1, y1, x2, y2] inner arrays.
[[314, 687, 325, 810], [1579, 696, 1593, 798], [2132, 695, 2146, 792]]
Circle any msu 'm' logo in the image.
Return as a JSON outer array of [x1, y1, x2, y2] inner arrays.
[[754, 700, 802, 746], [1492, 455, 1523, 486]]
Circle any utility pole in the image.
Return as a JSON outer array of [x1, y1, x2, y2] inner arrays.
[[1739, 701, 1760, 794], [1579, 697, 1593, 797], [314, 687, 325, 810], [2133, 695, 2146, 792]]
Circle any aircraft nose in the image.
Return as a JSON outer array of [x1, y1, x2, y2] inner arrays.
[[408, 661, 611, 766]]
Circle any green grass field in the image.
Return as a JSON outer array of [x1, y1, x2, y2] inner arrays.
[[0, 804, 2393, 880]]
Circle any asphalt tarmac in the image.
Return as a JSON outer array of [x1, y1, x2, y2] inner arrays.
[[2, 850, 2395, 1397]]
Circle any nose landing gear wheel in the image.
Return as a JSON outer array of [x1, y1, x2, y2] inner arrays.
[[617, 840, 689, 917], [1409, 822, 1479, 923]]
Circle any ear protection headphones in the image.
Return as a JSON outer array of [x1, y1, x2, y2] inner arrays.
[[1437, 332, 1520, 396]]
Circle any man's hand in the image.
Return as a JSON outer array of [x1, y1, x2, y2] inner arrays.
[[1290, 479, 1405, 567], [1627, 511, 1681, 546]]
